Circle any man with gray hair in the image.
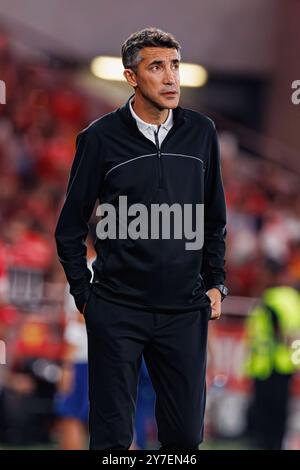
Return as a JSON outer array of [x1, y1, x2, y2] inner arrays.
[[55, 27, 228, 450]]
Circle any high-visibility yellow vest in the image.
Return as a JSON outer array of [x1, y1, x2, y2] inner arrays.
[[245, 286, 300, 379]]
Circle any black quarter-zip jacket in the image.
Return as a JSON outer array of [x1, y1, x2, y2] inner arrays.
[[55, 93, 227, 314]]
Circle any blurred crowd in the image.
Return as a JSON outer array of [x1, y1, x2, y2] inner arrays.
[[221, 135, 300, 296], [0, 27, 300, 448]]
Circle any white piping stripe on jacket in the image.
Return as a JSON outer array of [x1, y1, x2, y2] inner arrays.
[[104, 153, 156, 180], [162, 153, 204, 164], [104, 152, 204, 180]]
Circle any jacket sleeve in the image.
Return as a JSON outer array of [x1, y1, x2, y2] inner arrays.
[[201, 124, 227, 291], [54, 126, 105, 313]]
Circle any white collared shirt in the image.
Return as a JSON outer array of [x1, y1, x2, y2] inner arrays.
[[129, 96, 173, 148]]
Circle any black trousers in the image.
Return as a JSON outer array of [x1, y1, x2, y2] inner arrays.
[[84, 290, 211, 450]]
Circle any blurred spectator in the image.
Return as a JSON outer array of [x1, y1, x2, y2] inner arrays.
[[53, 246, 94, 451], [54, 300, 89, 450], [245, 285, 300, 449]]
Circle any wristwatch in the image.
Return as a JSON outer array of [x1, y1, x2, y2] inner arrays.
[[210, 284, 229, 302]]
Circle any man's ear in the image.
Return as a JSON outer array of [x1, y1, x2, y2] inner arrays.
[[123, 68, 137, 88]]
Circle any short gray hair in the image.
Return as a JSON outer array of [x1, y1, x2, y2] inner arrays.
[[121, 27, 181, 73]]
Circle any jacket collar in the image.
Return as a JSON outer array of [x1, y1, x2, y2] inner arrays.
[[117, 92, 186, 135], [129, 95, 173, 132]]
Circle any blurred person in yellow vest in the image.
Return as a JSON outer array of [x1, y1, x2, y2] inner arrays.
[[245, 285, 300, 449]]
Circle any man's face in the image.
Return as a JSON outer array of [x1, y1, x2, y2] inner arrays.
[[127, 47, 181, 110]]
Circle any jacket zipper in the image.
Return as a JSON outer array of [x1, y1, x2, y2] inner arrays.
[[154, 125, 163, 188], [132, 114, 185, 189]]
